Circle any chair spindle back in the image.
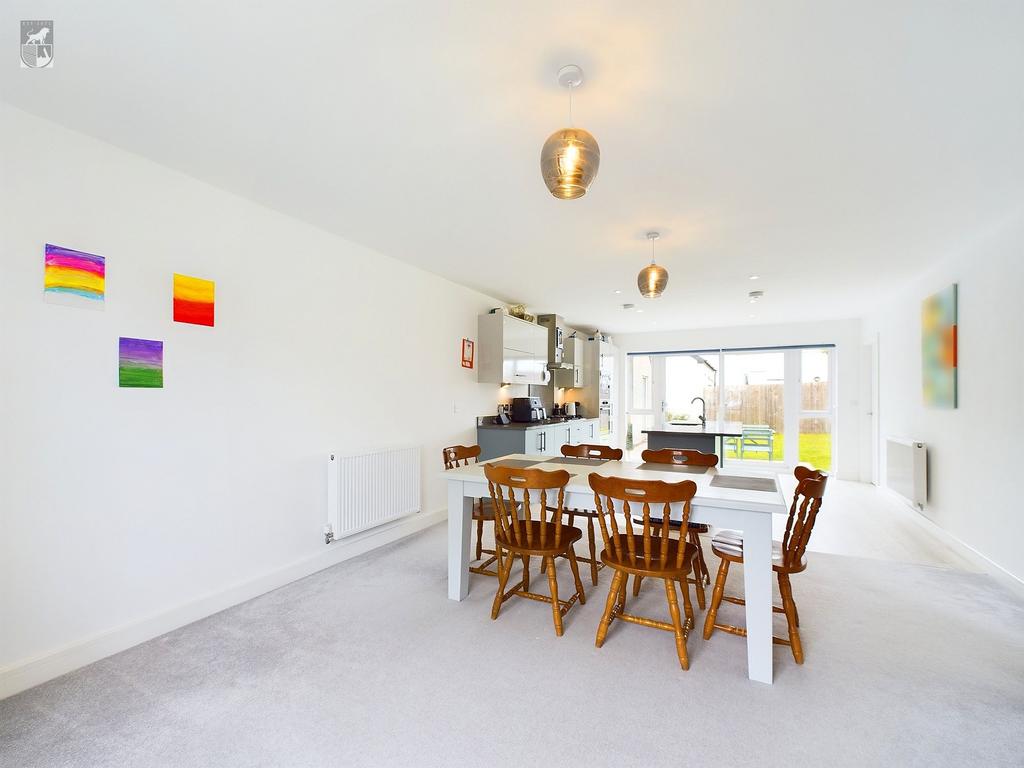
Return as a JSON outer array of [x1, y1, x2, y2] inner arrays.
[[443, 444, 481, 470], [588, 474, 697, 571], [780, 466, 829, 569], [483, 465, 571, 550], [561, 443, 624, 460], [640, 448, 718, 467]]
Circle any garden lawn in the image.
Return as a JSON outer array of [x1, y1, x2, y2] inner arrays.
[[723, 433, 832, 471]]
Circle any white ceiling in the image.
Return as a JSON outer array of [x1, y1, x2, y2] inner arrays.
[[3, 1, 1023, 333]]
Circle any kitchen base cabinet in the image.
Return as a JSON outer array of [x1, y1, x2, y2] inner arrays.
[[476, 419, 600, 461], [570, 420, 597, 444]]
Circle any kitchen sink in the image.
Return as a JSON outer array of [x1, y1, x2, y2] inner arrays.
[[670, 422, 703, 427]]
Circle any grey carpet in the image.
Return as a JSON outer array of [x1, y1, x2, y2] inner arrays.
[[2, 523, 1023, 768]]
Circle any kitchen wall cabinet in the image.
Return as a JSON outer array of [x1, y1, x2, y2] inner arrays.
[[478, 312, 549, 385], [476, 419, 600, 460], [553, 337, 586, 388]]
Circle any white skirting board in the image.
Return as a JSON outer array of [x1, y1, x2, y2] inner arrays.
[[881, 486, 1024, 599], [0, 508, 445, 701]]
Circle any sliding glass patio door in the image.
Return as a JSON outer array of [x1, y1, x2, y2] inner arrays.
[[797, 347, 834, 471], [626, 345, 836, 472], [721, 350, 786, 466]]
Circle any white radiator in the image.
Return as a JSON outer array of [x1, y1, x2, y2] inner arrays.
[[885, 438, 927, 509], [325, 447, 421, 542]]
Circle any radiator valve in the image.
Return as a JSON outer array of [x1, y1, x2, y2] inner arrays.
[[323, 524, 335, 545]]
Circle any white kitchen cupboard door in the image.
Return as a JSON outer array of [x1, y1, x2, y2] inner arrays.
[[530, 427, 545, 454], [502, 347, 526, 384], [501, 315, 532, 353], [548, 428, 573, 456]]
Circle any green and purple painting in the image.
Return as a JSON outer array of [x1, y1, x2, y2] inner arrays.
[[119, 337, 163, 388]]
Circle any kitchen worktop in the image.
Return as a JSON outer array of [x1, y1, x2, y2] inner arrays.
[[477, 417, 597, 430], [641, 421, 743, 437]]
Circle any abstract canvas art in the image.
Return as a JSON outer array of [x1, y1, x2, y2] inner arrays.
[[172, 273, 215, 326], [119, 337, 164, 388], [922, 283, 957, 408], [43, 243, 105, 308]]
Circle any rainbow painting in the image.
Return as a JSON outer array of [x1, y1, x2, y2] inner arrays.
[[43, 243, 105, 308], [173, 273, 215, 327], [119, 337, 164, 388]]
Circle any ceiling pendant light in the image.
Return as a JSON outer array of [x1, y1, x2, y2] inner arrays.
[[540, 65, 600, 200], [637, 232, 669, 299]]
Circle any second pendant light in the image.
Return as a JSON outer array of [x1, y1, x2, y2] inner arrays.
[[638, 232, 669, 299]]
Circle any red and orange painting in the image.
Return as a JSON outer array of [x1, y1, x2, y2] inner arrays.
[[173, 273, 214, 327]]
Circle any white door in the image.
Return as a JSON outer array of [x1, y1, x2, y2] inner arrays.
[[861, 338, 879, 485]]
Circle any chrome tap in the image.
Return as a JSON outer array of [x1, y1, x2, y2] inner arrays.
[[691, 397, 707, 428]]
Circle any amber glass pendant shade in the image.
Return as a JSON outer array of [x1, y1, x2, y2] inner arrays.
[[638, 231, 668, 298], [637, 263, 669, 298], [540, 127, 601, 200]]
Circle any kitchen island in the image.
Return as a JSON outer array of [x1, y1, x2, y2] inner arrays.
[[641, 421, 743, 465]]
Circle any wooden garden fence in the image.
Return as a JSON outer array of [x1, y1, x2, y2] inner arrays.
[[699, 382, 830, 433]]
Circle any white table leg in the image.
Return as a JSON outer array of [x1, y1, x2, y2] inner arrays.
[[447, 480, 473, 601], [741, 511, 774, 684]]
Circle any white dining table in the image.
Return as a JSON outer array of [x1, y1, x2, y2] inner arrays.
[[442, 453, 788, 684]]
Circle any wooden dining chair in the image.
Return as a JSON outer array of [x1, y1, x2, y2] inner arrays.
[[558, 443, 623, 585], [702, 466, 829, 664], [637, 448, 717, 591], [589, 473, 700, 670], [442, 445, 497, 577], [484, 464, 586, 636]]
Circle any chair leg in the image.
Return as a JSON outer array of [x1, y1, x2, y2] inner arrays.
[[779, 573, 804, 664], [587, 517, 599, 585], [546, 556, 563, 637], [703, 558, 730, 640], [680, 572, 694, 629], [688, 575, 706, 612], [691, 550, 707, 610], [663, 578, 690, 671], [566, 548, 586, 605], [491, 548, 512, 620], [475, 516, 484, 561], [690, 530, 710, 585], [521, 555, 530, 591], [616, 570, 627, 612], [596, 570, 624, 648], [632, 574, 644, 597]]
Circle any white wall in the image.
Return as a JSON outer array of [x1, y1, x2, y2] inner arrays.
[[863, 211, 1024, 582], [0, 104, 502, 693], [613, 319, 863, 481]]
